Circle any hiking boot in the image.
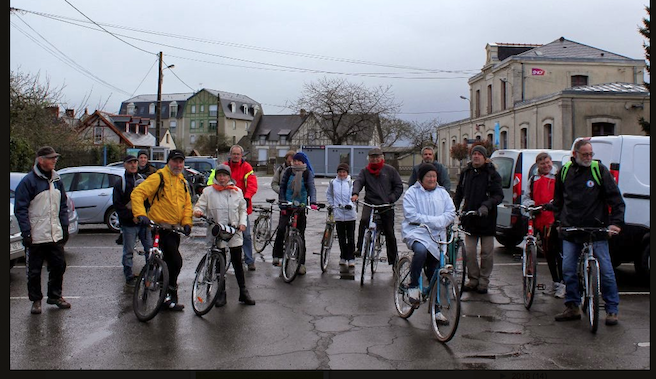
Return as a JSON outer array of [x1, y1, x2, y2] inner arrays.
[[554, 282, 566, 299], [239, 289, 256, 306], [125, 276, 137, 289], [605, 313, 619, 326], [31, 300, 42, 315], [476, 287, 488, 294], [348, 259, 356, 267], [339, 259, 347, 266], [555, 303, 581, 321], [272, 258, 280, 266], [214, 291, 227, 308], [462, 282, 478, 292], [298, 265, 307, 275], [247, 263, 256, 271], [435, 311, 449, 325], [46, 297, 71, 309], [408, 287, 421, 306]]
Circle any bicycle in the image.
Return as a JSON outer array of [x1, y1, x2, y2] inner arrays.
[[563, 226, 617, 333], [132, 221, 185, 322], [252, 198, 278, 259], [190, 215, 236, 317], [359, 202, 394, 286], [503, 204, 544, 309], [393, 223, 462, 343], [279, 201, 324, 283], [447, 210, 476, 297], [316, 204, 352, 272]]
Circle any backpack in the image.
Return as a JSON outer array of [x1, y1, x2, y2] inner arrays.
[[151, 171, 190, 205], [560, 160, 602, 186], [120, 173, 145, 210]]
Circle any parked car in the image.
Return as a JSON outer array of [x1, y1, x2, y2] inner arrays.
[[490, 149, 571, 248], [10, 172, 79, 267], [573, 135, 650, 279], [57, 166, 125, 232], [183, 156, 216, 178]]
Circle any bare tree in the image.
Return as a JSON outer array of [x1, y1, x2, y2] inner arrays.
[[409, 119, 441, 149], [293, 77, 401, 145], [378, 117, 414, 147]]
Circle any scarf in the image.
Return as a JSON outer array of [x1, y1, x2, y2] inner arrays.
[[212, 183, 240, 192], [291, 164, 307, 199], [366, 159, 385, 176]]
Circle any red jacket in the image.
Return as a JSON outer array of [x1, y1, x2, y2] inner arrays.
[[225, 159, 258, 214], [527, 173, 556, 232]]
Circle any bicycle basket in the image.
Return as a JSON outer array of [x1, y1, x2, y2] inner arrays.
[[212, 224, 237, 242]]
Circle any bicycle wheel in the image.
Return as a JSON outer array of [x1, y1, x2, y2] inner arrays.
[[282, 233, 303, 283], [360, 231, 372, 286], [372, 232, 385, 274], [133, 256, 169, 322], [587, 261, 600, 333], [319, 224, 333, 273], [450, 240, 467, 297], [523, 242, 538, 309], [191, 252, 226, 316], [429, 272, 461, 343], [253, 216, 270, 253], [393, 256, 415, 318]]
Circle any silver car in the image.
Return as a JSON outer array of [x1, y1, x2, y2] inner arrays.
[[57, 166, 125, 232]]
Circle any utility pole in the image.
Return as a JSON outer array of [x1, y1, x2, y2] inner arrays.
[[155, 51, 163, 147]]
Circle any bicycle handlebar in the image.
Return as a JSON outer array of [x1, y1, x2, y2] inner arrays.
[[503, 204, 543, 213], [149, 220, 186, 234], [409, 222, 454, 245], [360, 201, 395, 209], [563, 226, 618, 235], [198, 215, 237, 240], [278, 201, 324, 210]]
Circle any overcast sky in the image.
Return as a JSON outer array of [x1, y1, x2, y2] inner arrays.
[[10, 0, 650, 125]]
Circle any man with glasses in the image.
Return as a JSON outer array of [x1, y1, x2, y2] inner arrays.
[[15, 146, 71, 314], [551, 139, 625, 326]]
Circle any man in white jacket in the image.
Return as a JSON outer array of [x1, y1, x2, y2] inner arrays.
[[193, 164, 255, 306], [401, 163, 456, 306], [326, 163, 358, 267]]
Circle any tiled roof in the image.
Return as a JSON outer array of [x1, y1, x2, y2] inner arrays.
[[122, 93, 194, 102], [515, 37, 631, 60], [563, 82, 649, 94], [251, 114, 307, 142]]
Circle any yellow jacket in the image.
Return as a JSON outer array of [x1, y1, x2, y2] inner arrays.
[[131, 165, 193, 227]]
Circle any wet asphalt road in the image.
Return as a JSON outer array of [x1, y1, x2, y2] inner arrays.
[[9, 176, 650, 370]]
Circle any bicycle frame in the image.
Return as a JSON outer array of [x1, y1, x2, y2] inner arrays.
[[359, 202, 393, 285]]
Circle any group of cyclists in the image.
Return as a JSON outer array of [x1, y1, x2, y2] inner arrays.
[[17, 140, 625, 329]]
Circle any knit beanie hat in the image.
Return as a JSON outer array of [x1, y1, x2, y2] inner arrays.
[[417, 163, 438, 182], [337, 163, 350, 173], [470, 145, 488, 157], [292, 152, 314, 173]]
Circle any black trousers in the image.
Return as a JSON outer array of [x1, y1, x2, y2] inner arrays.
[[356, 206, 397, 264], [336, 220, 356, 260], [272, 210, 307, 263], [26, 242, 67, 301], [540, 224, 563, 283], [158, 230, 182, 289], [220, 246, 247, 295]]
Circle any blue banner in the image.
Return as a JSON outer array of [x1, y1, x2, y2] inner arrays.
[[494, 122, 500, 146]]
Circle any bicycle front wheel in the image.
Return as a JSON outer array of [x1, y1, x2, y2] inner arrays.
[[253, 216, 270, 253], [133, 256, 169, 322], [319, 224, 333, 273], [450, 239, 467, 297], [587, 261, 600, 333], [360, 231, 372, 286], [282, 233, 304, 283], [393, 256, 415, 318], [429, 272, 461, 343], [372, 232, 385, 274], [523, 242, 538, 310], [191, 252, 226, 316]]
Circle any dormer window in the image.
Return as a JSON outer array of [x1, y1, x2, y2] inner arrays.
[[230, 102, 236, 113], [127, 103, 135, 115], [253, 105, 260, 116], [242, 104, 248, 114], [169, 101, 178, 118], [149, 103, 156, 114]]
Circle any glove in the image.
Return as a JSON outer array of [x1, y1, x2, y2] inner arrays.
[[344, 204, 353, 210], [245, 198, 251, 208], [137, 215, 150, 226], [62, 229, 69, 245], [22, 235, 32, 248], [311, 204, 318, 210], [542, 203, 555, 212], [477, 205, 489, 217], [183, 225, 192, 236]]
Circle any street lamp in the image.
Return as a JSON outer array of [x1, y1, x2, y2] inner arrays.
[[155, 51, 174, 147]]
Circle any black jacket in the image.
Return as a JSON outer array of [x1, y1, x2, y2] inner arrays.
[[453, 161, 503, 236], [408, 161, 451, 192], [137, 163, 157, 178], [352, 164, 404, 205], [553, 158, 625, 242], [113, 172, 145, 227]]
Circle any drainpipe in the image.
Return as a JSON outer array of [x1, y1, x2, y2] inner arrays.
[[571, 98, 576, 149], [521, 63, 525, 102]]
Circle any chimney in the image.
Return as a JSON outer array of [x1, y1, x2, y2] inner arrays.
[[65, 109, 75, 118], [46, 106, 59, 118], [300, 108, 307, 117]]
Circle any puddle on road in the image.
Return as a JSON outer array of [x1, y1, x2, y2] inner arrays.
[[462, 314, 496, 321]]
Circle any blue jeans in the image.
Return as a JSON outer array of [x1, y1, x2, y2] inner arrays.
[[562, 239, 619, 314], [242, 217, 254, 265], [410, 242, 438, 288], [121, 225, 153, 281]]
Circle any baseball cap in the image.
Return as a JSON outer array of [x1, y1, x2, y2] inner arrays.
[[36, 146, 61, 158], [167, 149, 185, 162], [368, 147, 383, 156], [123, 155, 138, 163]]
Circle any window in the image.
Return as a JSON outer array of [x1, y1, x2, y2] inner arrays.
[[127, 103, 135, 115], [280, 135, 287, 143], [501, 80, 507, 110], [232, 136, 236, 144], [487, 133, 493, 144], [571, 75, 588, 87], [592, 122, 615, 136], [191, 105, 196, 114], [166, 134, 170, 144], [190, 120, 196, 129], [209, 104, 218, 117], [259, 135, 266, 144], [170, 120, 177, 133], [230, 102, 236, 113], [200, 105, 205, 113], [169, 101, 178, 118], [487, 84, 492, 114], [74, 173, 106, 191], [232, 120, 236, 130], [190, 135, 196, 143], [149, 103, 155, 114], [242, 105, 248, 114], [500, 131, 508, 149], [200, 121, 204, 131], [491, 157, 514, 188], [475, 90, 481, 118], [543, 123, 553, 149], [209, 120, 217, 131], [520, 127, 528, 149], [94, 126, 103, 144]]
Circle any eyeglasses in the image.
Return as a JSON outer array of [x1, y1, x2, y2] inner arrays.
[[578, 152, 595, 158]]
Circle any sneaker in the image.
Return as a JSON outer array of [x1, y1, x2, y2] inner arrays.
[[462, 282, 478, 292], [348, 259, 356, 267], [272, 258, 280, 266], [555, 303, 581, 321], [247, 263, 256, 271], [435, 311, 449, 325], [46, 297, 71, 309], [605, 313, 619, 326], [476, 287, 488, 294], [339, 259, 347, 265], [554, 282, 566, 299], [298, 265, 307, 275], [408, 287, 421, 305], [31, 300, 42, 315]]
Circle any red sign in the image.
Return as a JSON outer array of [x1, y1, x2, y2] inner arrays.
[[532, 68, 545, 76]]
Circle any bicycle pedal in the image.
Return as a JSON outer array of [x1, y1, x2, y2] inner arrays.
[[312, 252, 321, 255], [537, 283, 546, 290]]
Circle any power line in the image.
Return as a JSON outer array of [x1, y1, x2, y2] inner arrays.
[[131, 58, 158, 97], [162, 58, 195, 92]]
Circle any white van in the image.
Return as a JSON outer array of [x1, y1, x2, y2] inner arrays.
[[490, 149, 571, 247], [572, 135, 650, 279]]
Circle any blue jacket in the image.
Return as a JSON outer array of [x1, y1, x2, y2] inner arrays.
[[14, 164, 68, 244], [279, 167, 317, 205]]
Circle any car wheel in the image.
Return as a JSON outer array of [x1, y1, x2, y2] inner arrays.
[[105, 207, 120, 233]]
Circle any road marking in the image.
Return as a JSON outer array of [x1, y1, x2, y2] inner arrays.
[[12, 265, 122, 269], [638, 342, 650, 347], [10, 296, 82, 300]]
